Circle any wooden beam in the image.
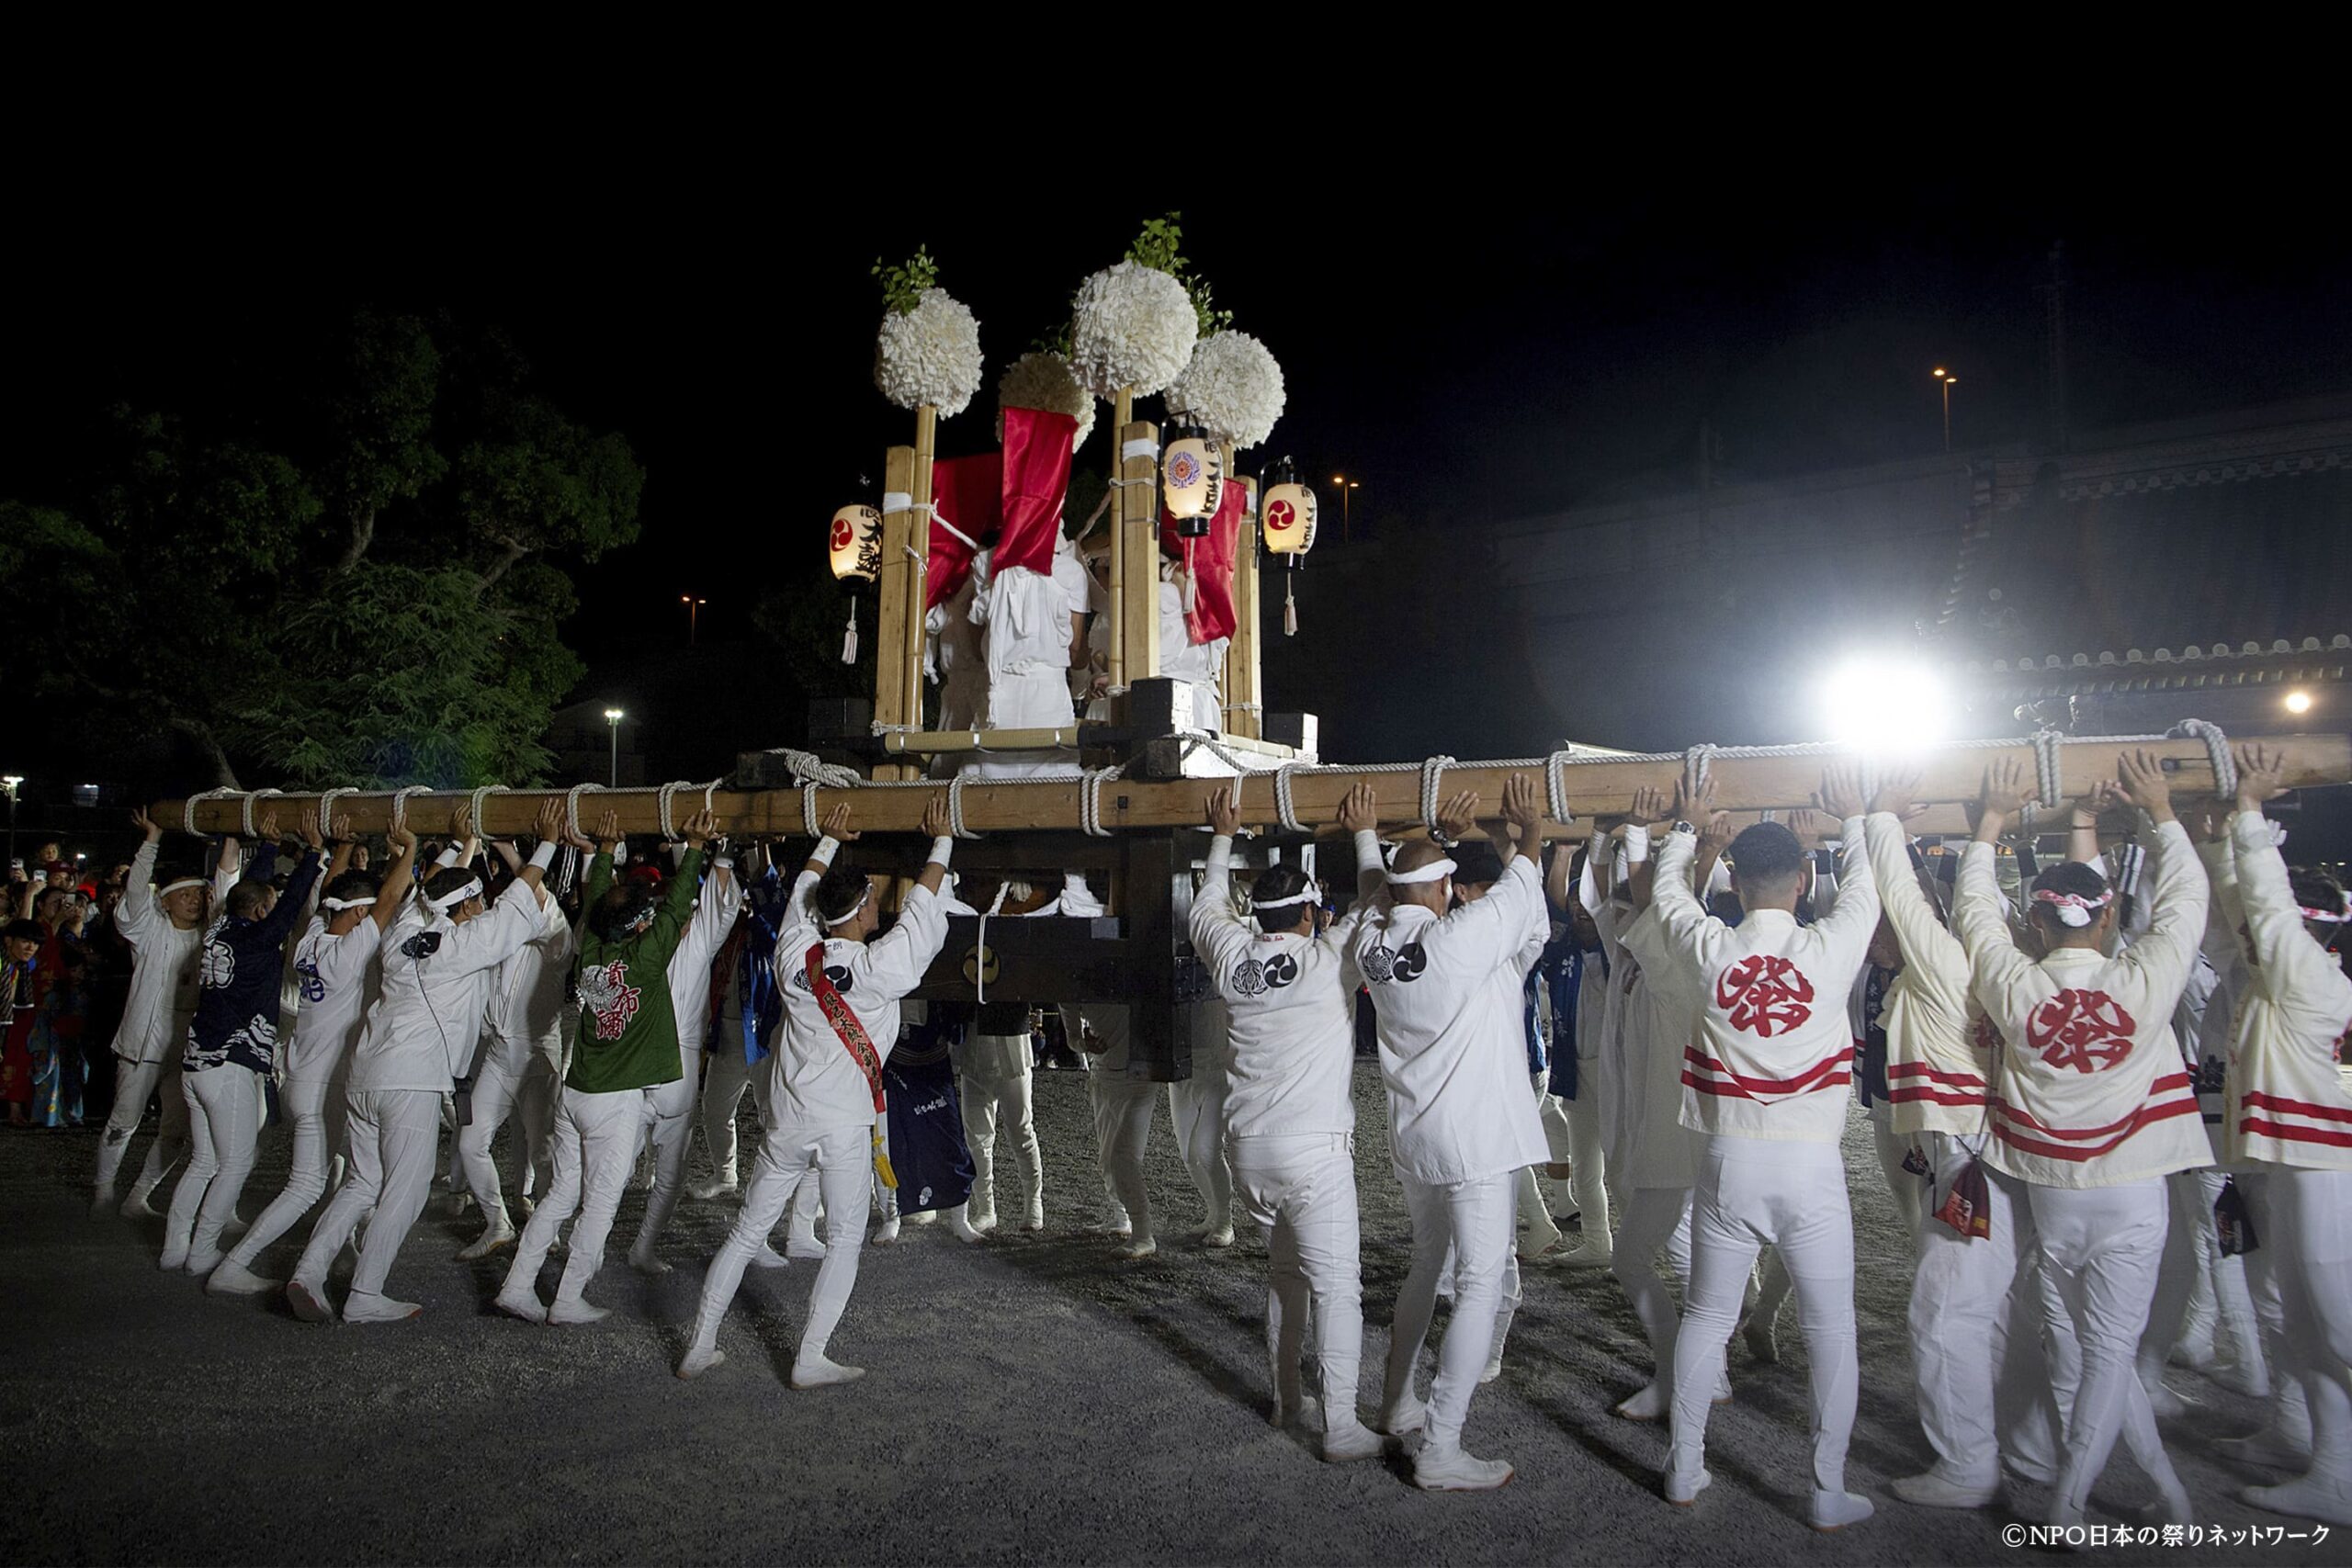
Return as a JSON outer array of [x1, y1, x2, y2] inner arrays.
[[151, 732, 2352, 842], [1115, 419, 1160, 701]]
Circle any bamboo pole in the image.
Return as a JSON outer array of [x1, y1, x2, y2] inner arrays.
[[1116, 418, 1160, 696], [1224, 476, 1263, 740], [1104, 388, 1134, 693], [901, 405, 937, 762], [873, 444, 918, 777], [153, 733, 2352, 843]]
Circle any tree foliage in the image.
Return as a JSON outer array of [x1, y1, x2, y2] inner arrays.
[[3, 312, 644, 790]]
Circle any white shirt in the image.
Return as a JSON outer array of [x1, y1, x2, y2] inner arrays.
[[1349, 852, 1551, 1184], [349, 878, 548, 1094], [1189, 834, 1369, 1142], [284, 915, 385, 1083], [971, 548, 1088, 678], [1955, 820, 2211, 1187], [2214, 811, 2352, 1170], [1863, 813, 1999, 1137], [766, 870, 950, 1134], [112, 840, 235, 1065], [486, 893, 574, 1075], [668, 856, 743, 1054], [1636, 819, 1880, 1145]]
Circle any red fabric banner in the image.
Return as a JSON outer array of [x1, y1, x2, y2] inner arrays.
[[996, 407, 1076, 579], [925, 453, 1002, 608], [1159, 480, 1247, 645]]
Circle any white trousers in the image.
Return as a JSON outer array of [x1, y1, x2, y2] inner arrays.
[[1533, 1077, 1574, 1209], [96, 1054, 192, 1201], [630, 1050, 699, 1258], [228, 1071, 340, 1269], [164, 1066, 264, 1268], [504, 1085, 651, 1305], [1870, 1109, 1927, 1239], [689, 1122, 872, 1363], [700, 1043, 765, 1187], [1612, 1185, 1693, 1392], [2028, 1179, 2189, 1523], [1090, 1073, 1157, 1242], [1561, 1075, 1611, 1240], [294, 1089, 442, 1299], [1168, 1075, 1233, 1232], [457, 1050, 534, 1231], [960, 1055, 1040, 1227], [1670, 1135, 1857, 1494], [2243, 1168, 2352, 1489], [1910, 1133, 2050, 1488], [1232, 1132, 1365, 1419], [1386, 1169, 1515, 1450], [974, 668, 1080, 779]]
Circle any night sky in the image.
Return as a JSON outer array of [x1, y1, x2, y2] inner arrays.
[[12, 166, 2352, 783]]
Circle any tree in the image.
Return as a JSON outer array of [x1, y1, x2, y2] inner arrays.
[[3, 312, 644, 791]]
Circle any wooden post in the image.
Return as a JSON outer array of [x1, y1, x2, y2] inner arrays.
[[901, 406, 937, 769], [1116, 419, 1161, 699], [874, 443, 918, 773], [1224, 475, 1263, 739], [1104, 388, 1134, 693]]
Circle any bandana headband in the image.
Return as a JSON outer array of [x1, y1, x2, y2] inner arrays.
[[156, 878, 207, 898], [1386, 857, 1457, 886], [2032, 887, 2113, 929], [427, 878, 483, 912], [822, 884, 873, 928], [1252, 882, 1323, 910], [2299, 897, 2350, 925], [322, 896, 377, 912]]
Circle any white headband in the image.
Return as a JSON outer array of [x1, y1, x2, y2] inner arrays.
[[322, 896, 377, 912], [1386, 858, 1457, 886], [156, 878, 207, 898], [2032, 887, 2112, 929], [1252, 882, 1323, 910], [427, 878, 483, 912], [2300, 897, 2350, 925], [821, 884, 872, 928]]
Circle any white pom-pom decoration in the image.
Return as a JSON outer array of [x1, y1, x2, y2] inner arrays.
[[1069, 261, 1197, 399], [1165, 331, 1285, 450], [875, 288, 983, 418], [995, 351, 1096, 450]]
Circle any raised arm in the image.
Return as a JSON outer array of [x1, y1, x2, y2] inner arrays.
[[121, 814, 164, 934], [1188, 788, 1250, 957], [257, 817, 330, 945], [2111, 749, 2207, 989], [1955, 759, 2041, 1006], [1808, 765, 1882, 969], [369, 826, 422, 931], [1864, 806, 1961, 976], [2227, 744, 2352, 1031]]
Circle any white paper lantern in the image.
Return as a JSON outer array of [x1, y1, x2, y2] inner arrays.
[[874, 288, 983, 418], [1069, 261, 1197, 399], [995, 350, 1096, 450], [830, 504, 882, 581], [1261, 482, 1317, 556], [1162, 435, 1224, 526], [1165, 331, 1285, 450]]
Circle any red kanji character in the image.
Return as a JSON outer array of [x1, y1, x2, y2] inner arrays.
[[1714, 954, 1815, 1037], [2025, 987, 2137, 1074]]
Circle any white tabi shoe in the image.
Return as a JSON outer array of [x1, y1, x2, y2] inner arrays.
[[122, 1192, 164, 1221], [1808, 1489, 1874, 1532], [341, 1291, 424, 1325], [750, 1243, 790, 1269], [493, 1289, 548, 1325], [627, 1249, 673, 1276], [947, 1207, 988, 1245], [676, 1345, 726, 1381], [1195, 1224, 1235, 1249], [1614, 1382, 1668, 1422], [456, 1224, 516, 1262], [1322, 1419, 1385, 1463], [1114, 1236, 1158, 1261], [1021, 1205, 1046, 1233], [2244, 1473, 2352, 1528], [286, 1278, 335, 1324], [1890, 1470, 1998, 1509], [545, 1297, 609, 1326], [790, 1354, 865, 1390], [688, 1177, 739, 1201], [870, 1216, 901, 1247], [1414, 1443, 1513, 1492], [1664, 1466, 1712, 1506], [206, 1259, 280, 1296], [786, 1232, 828, 1261], [1377, 1393, 1427, 1438]]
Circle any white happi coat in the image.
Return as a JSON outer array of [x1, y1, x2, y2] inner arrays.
[[2212, 811, 2352, 1170], [113, 840, 239, 1065], [1347, 851, 1550, 1185], [285, 915, 385, 1086], [1862, 813, 2001, 1138], [350, 879, 547, 1094], [1954, 820, 2211, 1188], [767, 869, 949, 1136]]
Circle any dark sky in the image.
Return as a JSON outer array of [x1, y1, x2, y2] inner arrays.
[[12, 164, 2352, 778]]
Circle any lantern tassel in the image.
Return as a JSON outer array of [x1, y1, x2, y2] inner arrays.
[[1283, 562, 1298, 637], [842, 599, 859, 665], [1183, 538, 1198, 614]]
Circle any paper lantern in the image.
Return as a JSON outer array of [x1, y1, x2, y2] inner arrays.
[[830, 504, 882, 582], [1261, 481, 1317, 557], [1162, 434, 1224, 536]]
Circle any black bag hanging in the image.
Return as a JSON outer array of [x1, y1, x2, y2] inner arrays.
[[2216, 1177, 2259, 1257]]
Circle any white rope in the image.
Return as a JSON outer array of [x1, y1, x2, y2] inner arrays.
[[314, 787, 359, 843], [1080, 766, 1124, 838], [564, 784, 604, 845], [944, 774, 982, 840], [468, 784, 509, 837], [182, 787, 240, 837], [764, 748, 863, 790], [1181, 735, 1281, 774], [657, 781, 690, 842], [974, 880, 1013, 1004], [1419, 755, 1456, 833], [702, 778, 723, 818], [389, 786, 434, 837], [802, 783, 822, 840], [2167, 718, 2236, 800], [240, 788, 283, 839], [2030, 729, 2065, 820], [1683, 743, 1718, 796], [1275, 764, 1307, 834], [1121, 436, 1160, 463], [1544, 751, 1575, 828]]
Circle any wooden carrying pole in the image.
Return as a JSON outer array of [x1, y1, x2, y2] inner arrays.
[[153, 733, 2352, 843]]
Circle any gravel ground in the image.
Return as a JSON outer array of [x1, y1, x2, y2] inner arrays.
[[0, 1062, 2336, 1567]]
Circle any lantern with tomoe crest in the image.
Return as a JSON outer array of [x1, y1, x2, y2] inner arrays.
[[830, 504, 882, 662], [1261, 459, 1316, 636]]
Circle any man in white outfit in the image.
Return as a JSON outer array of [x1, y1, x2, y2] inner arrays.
[[1072, 1003, 1161, 1259], [2210, 743, 2352, 1527], [209, 822, 420, 1294], [288, 802, 558, 1325], [956, 999, 1045, 1234], [1167, 999, 1237, 1248], [1193, 783, 1386, 1461], [1956, 752, 2207, 1529], [1353, 774, 1552, 1491], [626, 837, 741, 1273], [95, 814, 242, 1215], [1630, 763, 1881, 1531], [968, 535, 1088, 779], [676, 797, 958, 1387]]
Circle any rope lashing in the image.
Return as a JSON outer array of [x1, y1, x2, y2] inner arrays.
[[1274, 763, 1308, 834], [468, 784, 510, 836], [656, 781, 692, 842], [802, 784, 823, 840], [564, 783, 604, 844], [2167, 718, 2236, 801], [1080, 766, 1125, 838], [1683, 743, 1719, 797], [182, 787, 240, 838], [389, 786, 434, 837], [1419, 755, 1456, 833], [239, 788, 284, 839], [974, 880, 1014, 1004], [314, 787, 359, 843], [944, 773, 982, 840], [1544, 751, 1576, 828]]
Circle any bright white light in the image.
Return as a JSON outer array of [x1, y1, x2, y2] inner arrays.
[[1817, 656, 1953, 754], [2285, 689, 2313, 716]]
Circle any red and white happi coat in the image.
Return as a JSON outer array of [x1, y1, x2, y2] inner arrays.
[[1860, 812, 2000, 1137], [1634, 819, 1881, 1145], [1955, 822, 2212, 1189], [2213, 811, 2352, 1170]]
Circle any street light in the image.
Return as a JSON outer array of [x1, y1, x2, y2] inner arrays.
[[1933, 368, 1958, 453], [1331, 475, 1362, 541], [1, 775, 20, 874], [603, 708, 624, 786], [680, 594, 707, 645], [2285, 689, 2315, 716]]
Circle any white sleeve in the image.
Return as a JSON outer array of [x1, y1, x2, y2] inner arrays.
[[1811, 817, 1882, 976], [2117, 820, 2208, 1003], [1646, 829, 1717, 969], [1187, 838, 1253, 979], [119, 841, 162, 941], [2231, 811, 2352, 1034], [1953, 841, 2039, 1021], [855, 885, 950, 999], [443, 875, 548, 977], [675, 863, 744, 976]]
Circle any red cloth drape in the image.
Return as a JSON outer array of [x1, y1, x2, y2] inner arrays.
[[925, 453, 1002, 608], [1159, 481, 1247, 644], [996, 407, 1076, 578]]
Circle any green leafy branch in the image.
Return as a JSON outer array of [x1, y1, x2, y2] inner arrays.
[[1125, 212, 1227, 336], [872, 245, 940, 316]]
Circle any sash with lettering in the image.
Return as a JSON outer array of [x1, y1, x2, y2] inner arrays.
[[805, 942, 898, 1189]]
